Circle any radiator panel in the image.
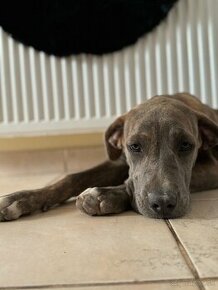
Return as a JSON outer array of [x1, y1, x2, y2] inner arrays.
[[0, 0, 218, 136]]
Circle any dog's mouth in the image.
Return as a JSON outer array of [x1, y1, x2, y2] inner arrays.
[[145, 209, 188, 219], [139, 204, 190, 219]]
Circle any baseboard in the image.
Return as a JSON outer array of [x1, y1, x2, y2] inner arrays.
[[0, 132, 104, 152]]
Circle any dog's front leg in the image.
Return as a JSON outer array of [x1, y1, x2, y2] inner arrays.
[[0, 160, 129, 221], [76, 184, 131, 215]]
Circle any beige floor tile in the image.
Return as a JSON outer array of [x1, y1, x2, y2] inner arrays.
[[0, 205, 192, 287], [0, 150, 65, 176], [169, 198, 218, 278], [0, 174, 61, 196], [65, 146, 106, 172], [38, 281, 199, 290], [203, 279, 218, 290], [191, 189, 218, 200]]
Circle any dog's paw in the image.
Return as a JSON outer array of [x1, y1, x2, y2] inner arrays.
[[76, 186, 129, 216], [0, 190, 39, 222], [0, 196, 22, 221], [76, 188, 104, 215]]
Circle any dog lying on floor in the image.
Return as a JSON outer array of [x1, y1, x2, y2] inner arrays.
[[1, 92, 218, 221]]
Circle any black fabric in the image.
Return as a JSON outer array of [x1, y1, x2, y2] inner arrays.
[[0, 0, 178, 56]]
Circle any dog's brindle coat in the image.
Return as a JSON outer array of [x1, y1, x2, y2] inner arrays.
[[1, 93, 218, 221]]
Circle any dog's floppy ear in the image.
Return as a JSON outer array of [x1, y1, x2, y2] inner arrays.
[[105, 115, 126, 160], [196, 112, 218, 150]]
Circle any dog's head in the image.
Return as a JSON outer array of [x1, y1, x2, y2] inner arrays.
[[105, 94, 218, 218]]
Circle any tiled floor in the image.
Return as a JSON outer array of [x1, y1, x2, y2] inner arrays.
[[0, 146, 218, 290]]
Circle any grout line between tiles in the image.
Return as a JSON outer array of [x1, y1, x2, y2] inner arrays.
[[165, 220, 205, 290], [0, 278, 197, 290], [0, 172, 64, 179], [202, 277, 218, 281], [46, 173, 66, 186]]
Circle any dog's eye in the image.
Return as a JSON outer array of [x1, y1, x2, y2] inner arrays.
[[179, 141, 193, 152], [128, 143, 142, 153]]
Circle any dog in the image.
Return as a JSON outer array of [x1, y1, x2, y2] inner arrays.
[[1, 92, 218, 221]]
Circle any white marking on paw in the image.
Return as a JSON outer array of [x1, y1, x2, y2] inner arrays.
[[7, 201, 20, 213], [80, 187, 99, 197], [1, 201, 22, 220], [0, 197, 10, 210]]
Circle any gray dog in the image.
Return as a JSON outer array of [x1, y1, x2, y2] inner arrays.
[[1, 93, 218, 221]]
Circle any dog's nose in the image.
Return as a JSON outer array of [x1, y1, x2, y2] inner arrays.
[[148, 192, 177, 217]]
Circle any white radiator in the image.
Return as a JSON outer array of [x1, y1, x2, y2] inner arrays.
[[0, 0, 218, 136]]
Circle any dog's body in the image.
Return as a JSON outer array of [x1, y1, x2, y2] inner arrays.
[[1, 93, 218, 221]]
